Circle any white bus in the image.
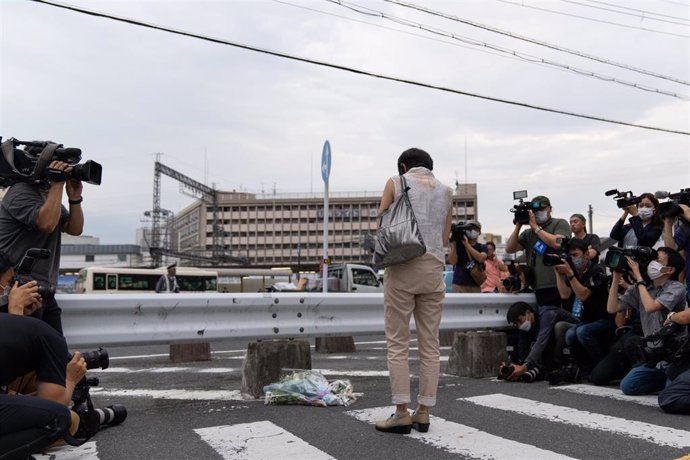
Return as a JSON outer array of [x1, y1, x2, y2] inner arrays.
[[216, 267, 294, 293], [75, 267, 218, 293]]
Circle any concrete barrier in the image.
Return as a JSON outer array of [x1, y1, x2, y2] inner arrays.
[[169, 342, 211, 363], [445, 331, 507, 378], [315, 336, 356, 353], [240, 339, 312, 398]]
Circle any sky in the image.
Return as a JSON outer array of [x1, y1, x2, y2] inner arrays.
[[1, 0, 689, 249]]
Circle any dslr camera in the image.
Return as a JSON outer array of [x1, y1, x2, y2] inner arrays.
[[541, 237, 571, 267], [70, 347, 128, 439], [605, 189, 641, 209], [12, 248, 55, 300], [0, 137, 102, 188], [604, 246, 656, 275], [510, 190, 543, 225], [625, 322, 690, 368], [655, 189, 690, 219]]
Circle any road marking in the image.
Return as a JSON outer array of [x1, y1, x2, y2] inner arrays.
[[90, 388, 248, 401], [195, 421, 334, 459], [549, 384, 659, 407], [346, 406, 575, 459], [94, 367, 389, 377], [461, 393, 690, 448], [36, 441, 98, 459]]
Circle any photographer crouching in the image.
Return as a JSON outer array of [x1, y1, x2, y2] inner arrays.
[[657, 308, 690, 414], [0, 252, 87, 459]]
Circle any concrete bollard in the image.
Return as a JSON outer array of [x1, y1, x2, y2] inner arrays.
[[315, 336, 356, 353], [169, 342, 211, 363], [438, 330, 458, 347], [241, 340, 312, 399], [445, 331, 507, 378]]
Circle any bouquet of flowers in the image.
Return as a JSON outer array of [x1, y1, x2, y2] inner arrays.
[[263, 370, 357, 407]]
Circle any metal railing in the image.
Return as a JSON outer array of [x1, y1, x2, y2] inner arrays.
[[59, 293, 536, 348]]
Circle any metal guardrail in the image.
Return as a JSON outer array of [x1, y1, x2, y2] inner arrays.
[[59, 293, 536, 348]]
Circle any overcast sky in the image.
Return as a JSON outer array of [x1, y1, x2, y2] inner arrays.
[[1, 0, 688, 251]]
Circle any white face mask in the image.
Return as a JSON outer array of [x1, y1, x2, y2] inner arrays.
[[647, 260, 667, 280], [466, 230, 480, 240], [638, 208, 654, 220], [535, 210, 549, 224], [518, 320, 532, 332]]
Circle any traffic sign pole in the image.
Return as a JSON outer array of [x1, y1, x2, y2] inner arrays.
[[321, 141, 331, 293]]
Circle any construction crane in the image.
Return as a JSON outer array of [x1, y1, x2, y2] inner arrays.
[[145, 159, 249, 267]]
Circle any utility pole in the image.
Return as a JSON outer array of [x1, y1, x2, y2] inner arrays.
[[588, 204, 593, 234]]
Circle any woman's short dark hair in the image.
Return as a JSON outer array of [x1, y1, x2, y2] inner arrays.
[[506, 301, 534, 325], [398, 148, 433, 173], [639, 192, 663, 227], [486, 241, 496, 250]]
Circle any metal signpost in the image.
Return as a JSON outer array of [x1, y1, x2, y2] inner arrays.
[[321, 140, 331, 293]]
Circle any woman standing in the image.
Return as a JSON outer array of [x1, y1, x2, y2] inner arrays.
[[610, 192, 662, 248], [374, 148, 453, 434]]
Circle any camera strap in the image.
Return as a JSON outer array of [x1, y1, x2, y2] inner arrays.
[[29, 143, 60, 182]]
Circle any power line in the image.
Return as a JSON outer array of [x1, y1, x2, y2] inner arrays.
[[385, 0, 690, 86], [579, 0, 690, 22], [28, 0, 690, 136], [495, 0, 690, 38], [331, 0, 688, 99], [559, 0, 690, 26]]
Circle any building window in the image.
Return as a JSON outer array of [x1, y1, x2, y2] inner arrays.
[[118, 254, 127, 262], [85, 255, 95, 262]]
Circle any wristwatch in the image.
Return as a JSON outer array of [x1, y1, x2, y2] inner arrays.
[[635, 280, 645, 287], [667, 312, 676, 323]]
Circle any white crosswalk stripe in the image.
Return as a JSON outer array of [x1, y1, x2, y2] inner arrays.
[[461, 393, 690, 449], [346, 406, 577, 459], [195, 421, 334, 460], [549, 384, 660, 407], [35, 441, 99, 459]]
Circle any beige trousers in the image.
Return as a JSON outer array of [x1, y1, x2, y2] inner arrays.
[[383, 253, 445, 406]]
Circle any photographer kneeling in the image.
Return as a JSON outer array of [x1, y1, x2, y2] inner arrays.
[[657, 308, 690, 415], [607, 248, 686, 395], [0, 253, 86, 460]]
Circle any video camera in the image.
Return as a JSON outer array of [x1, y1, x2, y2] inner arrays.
[[0, 137, 102, 188], [70, 347, 127, 439], [510, 190, 545, 225], [497, 345, 541, 382], [655, 189, 690, 219], [626, 322, 690, 369], [450, 221, 475, 242], [604, 246, 656, 274], [11, 248, 55, 301], [605, 189, 641, 209]]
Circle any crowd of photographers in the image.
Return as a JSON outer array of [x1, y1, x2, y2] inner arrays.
[[0, 139, 118, 460], [447, 191, 690, 415]]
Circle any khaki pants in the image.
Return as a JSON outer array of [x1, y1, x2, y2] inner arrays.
[[383, 253, 445, 407]]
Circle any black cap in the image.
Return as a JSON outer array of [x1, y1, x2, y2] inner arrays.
[[167, 263, 177, 270]]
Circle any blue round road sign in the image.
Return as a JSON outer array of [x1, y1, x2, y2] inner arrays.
[[321, 140, 331, 183]]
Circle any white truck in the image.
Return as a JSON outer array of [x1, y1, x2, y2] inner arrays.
[[325, 263, 383, 293]]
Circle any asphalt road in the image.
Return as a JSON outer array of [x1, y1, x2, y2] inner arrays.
[[37, 335, 690, 460]]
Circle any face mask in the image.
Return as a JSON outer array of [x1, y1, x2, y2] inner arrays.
[[638, 208, 654, 220], [466, 230, 480, 240], [518, 320, 532, 332], [572, 257, 585, 271], [647, 260, 667, 280], [535, 210, 548, 224]]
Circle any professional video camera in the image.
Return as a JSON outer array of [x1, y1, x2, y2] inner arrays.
[[503, 274, 521, 292], [510, 190, 545, 225], [605, 189, 641, 209], [450, 221, 475, 242], [497, 345, 541, 382], [70, 347, 127, 439], [604, 246, 657, 275], [541, 237, 571, 267], [12, 248, 55, 300], [625, 322, 690, 369], [655, 189, 690, 219], [0, 137, 102, 188]]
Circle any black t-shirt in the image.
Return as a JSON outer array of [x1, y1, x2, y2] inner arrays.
[[565, 263, 613, 323], [574, 234, 601, 264], [0, 314, 67, 387]]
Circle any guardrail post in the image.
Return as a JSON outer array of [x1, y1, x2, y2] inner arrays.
[[445, 330, 507, 378], [241, 339, 312, 399]]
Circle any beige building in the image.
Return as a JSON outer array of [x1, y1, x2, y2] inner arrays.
[[171, 184, 478, 269]]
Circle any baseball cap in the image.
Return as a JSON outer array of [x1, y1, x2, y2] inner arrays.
[[465, 219, 481, 230], [570, 213, 586, 223], [531, 196, 551, 209]]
